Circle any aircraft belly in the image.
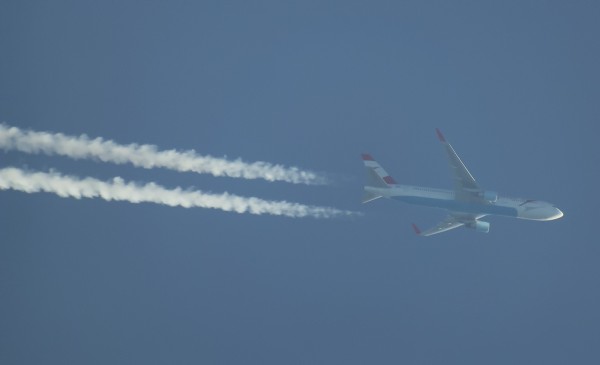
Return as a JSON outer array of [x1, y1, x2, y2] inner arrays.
[[394, 196, 518, 217]]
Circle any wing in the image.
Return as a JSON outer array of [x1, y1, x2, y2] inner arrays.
[[412, 213, 487, 237], [436, 128, 480, 192], [412, 216, 464, 236]]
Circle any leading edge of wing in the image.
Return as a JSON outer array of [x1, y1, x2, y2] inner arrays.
[[435, 128, 480, 192]]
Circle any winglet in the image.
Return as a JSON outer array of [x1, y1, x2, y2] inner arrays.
[[435, 128, 446, 142], [361, 153, 374, 161], [411, 223, 422, 235]]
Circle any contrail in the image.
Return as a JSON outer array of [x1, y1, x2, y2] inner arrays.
[[0, 124, 327, 185], [0, 167, 354, 218]]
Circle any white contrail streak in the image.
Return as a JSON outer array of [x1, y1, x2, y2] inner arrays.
[[0, 167, 354, 218], [0, 124, 327, 185]]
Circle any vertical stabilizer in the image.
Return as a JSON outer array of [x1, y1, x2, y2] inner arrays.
[[361, 154, 396, 203], [362, 154, 397, 187]]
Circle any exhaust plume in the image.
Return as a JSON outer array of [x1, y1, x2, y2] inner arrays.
[[0, 167, 354, 218], [0, 124, 327, 185]]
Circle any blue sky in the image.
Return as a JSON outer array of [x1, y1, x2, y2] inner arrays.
[[1, 1, 599, 364]]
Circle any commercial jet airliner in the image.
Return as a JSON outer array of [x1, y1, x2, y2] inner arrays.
[[362, 129, 563, 236]]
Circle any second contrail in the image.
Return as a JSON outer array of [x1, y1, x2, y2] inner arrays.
[[0, 167, 353, 218]]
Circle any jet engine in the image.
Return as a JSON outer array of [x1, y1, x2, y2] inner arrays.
[[468, 221, 490, 233], [480, 190, 498, 202]]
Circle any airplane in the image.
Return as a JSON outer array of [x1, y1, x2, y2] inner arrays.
[[362, 129, 564, 236]]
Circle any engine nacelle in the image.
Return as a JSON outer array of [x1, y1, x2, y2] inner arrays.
[[468, 221, 490, 233], [481, 190, 498, 202]]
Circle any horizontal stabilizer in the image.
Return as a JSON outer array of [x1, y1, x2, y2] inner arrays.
[[362, 191, 382, 204]]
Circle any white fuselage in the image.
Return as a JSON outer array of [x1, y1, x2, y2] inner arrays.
[[365, 185, 563, 221]]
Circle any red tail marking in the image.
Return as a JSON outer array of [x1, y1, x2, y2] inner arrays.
[[383, 176, 396, 184]]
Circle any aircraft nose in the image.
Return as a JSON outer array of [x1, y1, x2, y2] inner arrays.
[[520, 206, 564, 220], [538, 207, 564, 220], [552, 208, 564, 220]]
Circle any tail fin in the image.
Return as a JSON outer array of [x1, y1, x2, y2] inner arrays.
[[361, 153, 396, 203], [362, 154, 397, 187]]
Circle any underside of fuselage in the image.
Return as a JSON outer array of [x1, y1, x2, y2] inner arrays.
[[392, 195, 518, 217]]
